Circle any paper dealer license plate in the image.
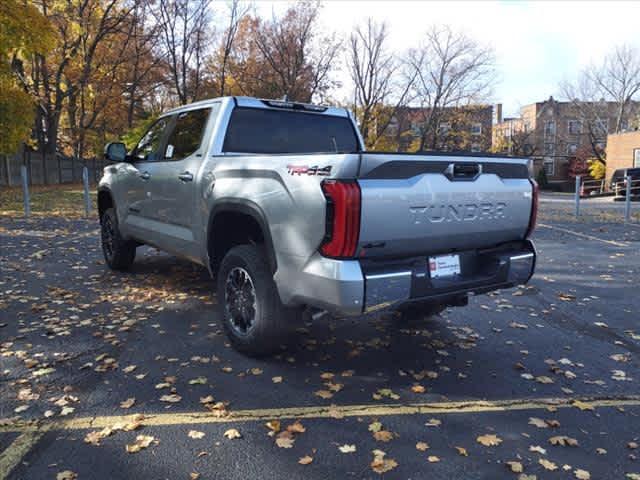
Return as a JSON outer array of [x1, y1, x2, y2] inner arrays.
[[428, 254, 461, 278]]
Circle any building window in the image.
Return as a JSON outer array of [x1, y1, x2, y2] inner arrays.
[[544, 143, 555, 155], [593, 118, 608, 138], [567, 143, 578, 156], [471, 143, 481, 152], [471, 122, 482, 135], [438, 122, 450, 135], [544, 120, 556, 137], [568, 120, 582, 135], [543, 158, 555, 176], [635, 149, 640, 168]]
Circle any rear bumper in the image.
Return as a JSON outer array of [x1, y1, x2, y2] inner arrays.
[[282, 240, 536, 316], [361, 240, 536, 313]]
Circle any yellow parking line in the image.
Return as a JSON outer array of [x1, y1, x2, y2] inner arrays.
[[538, 223, 628, 247], [2, 395, 639, 434], [0, 429, 48, 480]]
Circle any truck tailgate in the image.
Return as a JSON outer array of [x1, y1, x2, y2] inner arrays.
[[356, 153, 533, 257]]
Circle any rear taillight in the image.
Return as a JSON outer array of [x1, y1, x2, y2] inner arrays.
[[320, 180, 361, 258], [526, 179, 538, 238]]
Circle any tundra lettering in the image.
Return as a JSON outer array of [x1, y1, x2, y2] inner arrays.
[[409, 202, 507, 224]]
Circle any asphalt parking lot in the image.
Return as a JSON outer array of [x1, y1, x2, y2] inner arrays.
[[1, 202, 640, 480]]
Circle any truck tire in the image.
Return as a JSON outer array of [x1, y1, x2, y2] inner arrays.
[[217, 244, 296, 356], [100, 207, 136, 271]]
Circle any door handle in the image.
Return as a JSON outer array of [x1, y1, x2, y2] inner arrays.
[[138, 171, 151, 180], [178, 171, 194, 182]]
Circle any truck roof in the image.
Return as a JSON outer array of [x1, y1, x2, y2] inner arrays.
[[162, 96, 349, 118]]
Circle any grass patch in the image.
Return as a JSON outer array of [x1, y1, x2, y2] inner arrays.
[[0, 184, 98, 218]]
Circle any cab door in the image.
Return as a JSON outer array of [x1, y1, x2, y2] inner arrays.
[[146, 106, 217, 260], [119, 116, 172, 241]]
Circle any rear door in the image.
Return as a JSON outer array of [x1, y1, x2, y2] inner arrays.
[[146, 105, 216, 258], [356, 153, 533, 258]]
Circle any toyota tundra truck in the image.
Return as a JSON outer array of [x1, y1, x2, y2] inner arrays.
[[98, 96, 538, 355]]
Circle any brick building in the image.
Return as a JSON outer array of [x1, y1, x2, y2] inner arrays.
[[382, 105, 493, 152], [493, 97, 640, 188], [605, 131, 640, 181]]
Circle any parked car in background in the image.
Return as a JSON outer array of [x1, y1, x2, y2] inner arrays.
[[610, 168, 640, 198]]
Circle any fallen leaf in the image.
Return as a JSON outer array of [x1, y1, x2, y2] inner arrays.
[[224, 428, 241, 439], [535, 376, 554, 384], [275, 432, 294, 448], [159, 394, 182, 403], [314, 390, 333, 399], [368, 421, 383, 433], [373, 430, 394, 442], [529, 445, 547, 455], [528, 417, 549, 428], [272, 376, 283, 383], [298, 455, 313, 465], [338, 444, 356, 453], [539, 458, 558, 471], [506, 461, 523, 473], [120, 398, 135, 409], [575, 469, 591, 480], [188, 430, 205, 439], [126, 435, 156, 453], [416, 442, 429, 451], [455, 446, 468, 456], [411, 384, 426, 393], [371, 453, 398, 474], [477, 434, 502, 446], [56, 471, 77, 480], [427, 455, 440, 463], [189, 377, 207, 385], [286, 421, 306, 434], [425, 418, 441, 427], [549, 435, 579, 447], [60, 406, 74, 416], [265, 420, 281, 435]]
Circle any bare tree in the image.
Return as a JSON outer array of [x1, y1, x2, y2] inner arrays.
[[215, 0, 250, 97], [153, 0, 212, 105], [404, 25, 495, 151], [347, 18, 415, 149], [560, 45, 640, 164], [592, 45, 640, 132], [252, 1, 341, 102]]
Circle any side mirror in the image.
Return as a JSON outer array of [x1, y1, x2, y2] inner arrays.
[[104, 142, 127, 163]]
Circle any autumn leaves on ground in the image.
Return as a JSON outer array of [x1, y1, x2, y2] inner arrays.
[[1, 202, 640, 479]]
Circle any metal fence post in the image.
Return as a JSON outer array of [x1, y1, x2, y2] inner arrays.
[[82, 166, 91, 216], [21, 165, 30, 217], [625, 175, 632, 223], [574, 175, 581, 217]]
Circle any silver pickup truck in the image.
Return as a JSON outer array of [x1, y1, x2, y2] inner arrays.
[[99, 96, 537, 355]]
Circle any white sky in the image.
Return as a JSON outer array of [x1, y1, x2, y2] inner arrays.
[[253, 1, 640, 117]]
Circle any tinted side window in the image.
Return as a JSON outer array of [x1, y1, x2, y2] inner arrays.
[[165, 108, 210, 160], [223, 108, 360, 154], [134, 118, 170, 161]]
